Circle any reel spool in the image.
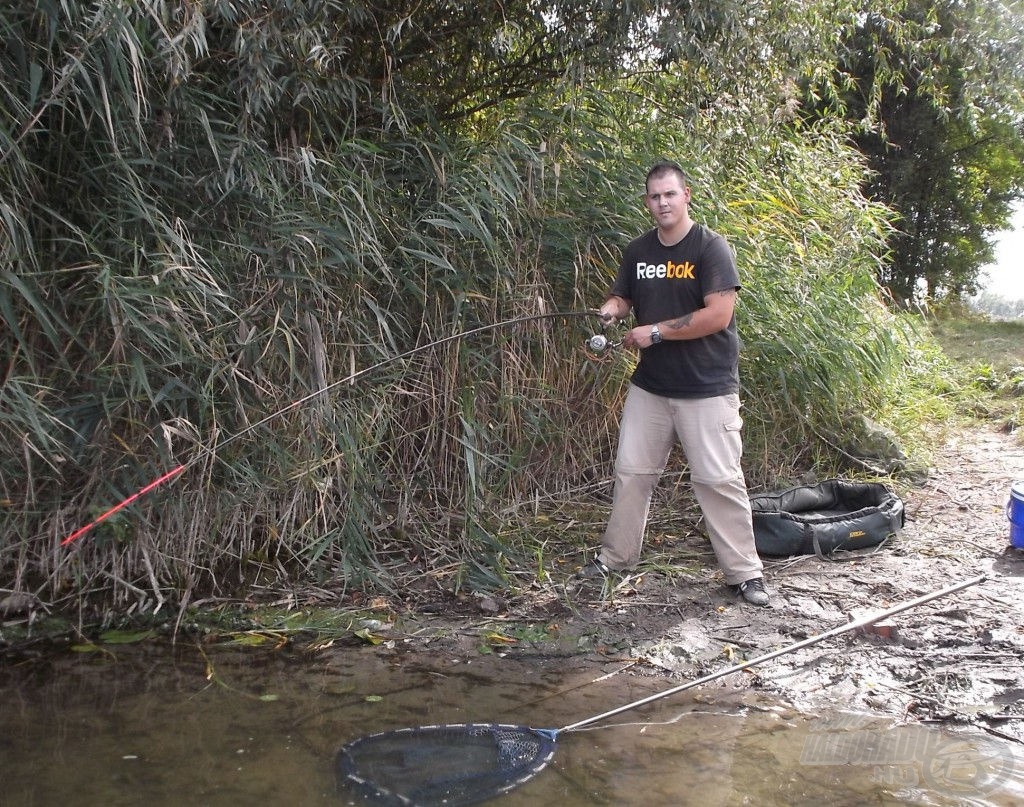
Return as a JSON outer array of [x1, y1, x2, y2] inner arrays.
[[586, 333, 618, 353], [585, 327, 624, 354]]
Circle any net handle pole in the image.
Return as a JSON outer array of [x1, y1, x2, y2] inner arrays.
[[558, 573, 986, 734]]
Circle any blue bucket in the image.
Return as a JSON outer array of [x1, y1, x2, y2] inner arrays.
[[1010, 481, 1024, 549]]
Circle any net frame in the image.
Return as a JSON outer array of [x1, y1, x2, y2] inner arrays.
[[337, 722, 558, 807]]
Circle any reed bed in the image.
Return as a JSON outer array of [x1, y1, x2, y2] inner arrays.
[[1, 2, 924, 615]]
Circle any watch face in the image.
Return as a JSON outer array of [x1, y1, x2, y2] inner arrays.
[[651, 326, 662, 343]]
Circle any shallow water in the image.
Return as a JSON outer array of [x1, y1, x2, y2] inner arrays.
[[1, 642, 1020, 806]]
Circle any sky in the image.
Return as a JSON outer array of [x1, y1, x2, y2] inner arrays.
[[978, 204, 1024, 300]]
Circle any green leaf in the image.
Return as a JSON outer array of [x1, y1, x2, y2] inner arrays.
[[354, 628, 385, 645], [98, 629, 156, 644]]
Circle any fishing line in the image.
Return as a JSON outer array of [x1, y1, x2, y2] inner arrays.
[[62, 309, 601, 546]]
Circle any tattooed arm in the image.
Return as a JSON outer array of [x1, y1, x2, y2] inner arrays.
[[624, 288, 737, 349]]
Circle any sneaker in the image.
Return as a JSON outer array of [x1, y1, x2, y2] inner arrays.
[[731, 577, 770, 607], [575, 558, 612, 580]]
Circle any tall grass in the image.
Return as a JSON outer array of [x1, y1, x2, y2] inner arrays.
[[1, 1, 920, 613]]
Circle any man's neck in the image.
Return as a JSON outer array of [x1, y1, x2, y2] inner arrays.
[[657, 218, 695, 246]]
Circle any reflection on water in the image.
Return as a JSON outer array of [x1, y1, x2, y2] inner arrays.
[[0, 643, 1019, 806]]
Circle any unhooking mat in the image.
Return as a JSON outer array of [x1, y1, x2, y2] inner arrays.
[[750, 478, 905, 557]]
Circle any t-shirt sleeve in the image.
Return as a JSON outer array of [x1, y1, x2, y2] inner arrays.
[[702, 233, 741, 293]]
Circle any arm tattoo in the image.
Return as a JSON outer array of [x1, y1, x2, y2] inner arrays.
[[666, 290, 734, 332], [666, 313, 694, 330]]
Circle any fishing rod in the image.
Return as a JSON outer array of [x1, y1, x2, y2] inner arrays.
[[62, 309, 603, 546]]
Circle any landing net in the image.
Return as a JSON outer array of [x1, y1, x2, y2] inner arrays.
[[333, 576, 985, 805], [336, 722, 557, 806]]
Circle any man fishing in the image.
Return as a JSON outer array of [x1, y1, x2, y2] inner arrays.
[[578, 160, 769, 607]]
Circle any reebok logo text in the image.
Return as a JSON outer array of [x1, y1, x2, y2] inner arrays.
[[636, 260, 695, 280]]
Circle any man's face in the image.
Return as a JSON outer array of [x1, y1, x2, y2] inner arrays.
[[644, 172, 690, 231]]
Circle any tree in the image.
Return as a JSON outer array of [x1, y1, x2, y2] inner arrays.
[[973, 291, 1024, 320], [810, 0, 1024, 304]]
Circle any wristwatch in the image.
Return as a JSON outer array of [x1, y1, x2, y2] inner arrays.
[[650, 324, 662, 344]]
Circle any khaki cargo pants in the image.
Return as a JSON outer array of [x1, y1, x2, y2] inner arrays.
[[598, 385, 763, 585]]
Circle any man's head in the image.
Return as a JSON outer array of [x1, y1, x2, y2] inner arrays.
[[645, 161, 690, 192], [644, 160, 692, 238]]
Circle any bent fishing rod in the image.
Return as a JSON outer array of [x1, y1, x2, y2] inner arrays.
[[62, 309, 602, 546]]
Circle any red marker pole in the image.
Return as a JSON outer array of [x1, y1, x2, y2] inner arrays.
[[61, 464, 187, 545]]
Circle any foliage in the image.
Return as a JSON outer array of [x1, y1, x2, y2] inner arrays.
[[1, 0, 927, 611], [807, 0, 1024, 303], [920, 314, 1024, 432]]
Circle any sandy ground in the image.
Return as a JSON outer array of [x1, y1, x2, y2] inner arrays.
[[381, 424, 1024, 747]]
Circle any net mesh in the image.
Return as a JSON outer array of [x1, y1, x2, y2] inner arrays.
[[336, 722, 557, 806]]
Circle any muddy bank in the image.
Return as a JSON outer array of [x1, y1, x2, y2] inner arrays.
[[3, 425, 1021, 755], [374, 426, 1024, 746]]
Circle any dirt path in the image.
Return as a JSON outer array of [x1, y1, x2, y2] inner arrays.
[[387, 424, 1024, 743], [744, 427, 1024, 731]]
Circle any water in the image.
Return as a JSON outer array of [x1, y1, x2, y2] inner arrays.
[[1, 642, 1020, 806]]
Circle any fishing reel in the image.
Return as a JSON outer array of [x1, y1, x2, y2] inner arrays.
[[584, 316, 626, 356], [585, 332, 623, 353]]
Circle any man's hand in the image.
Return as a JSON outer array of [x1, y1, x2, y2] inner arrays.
[[623, 325, 658, 349], [598, 295, 630, 328]]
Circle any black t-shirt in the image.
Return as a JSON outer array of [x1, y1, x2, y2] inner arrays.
[[610, 224, 740, 398]]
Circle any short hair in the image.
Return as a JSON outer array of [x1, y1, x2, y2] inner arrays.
[[646, 161, 690, 188]]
